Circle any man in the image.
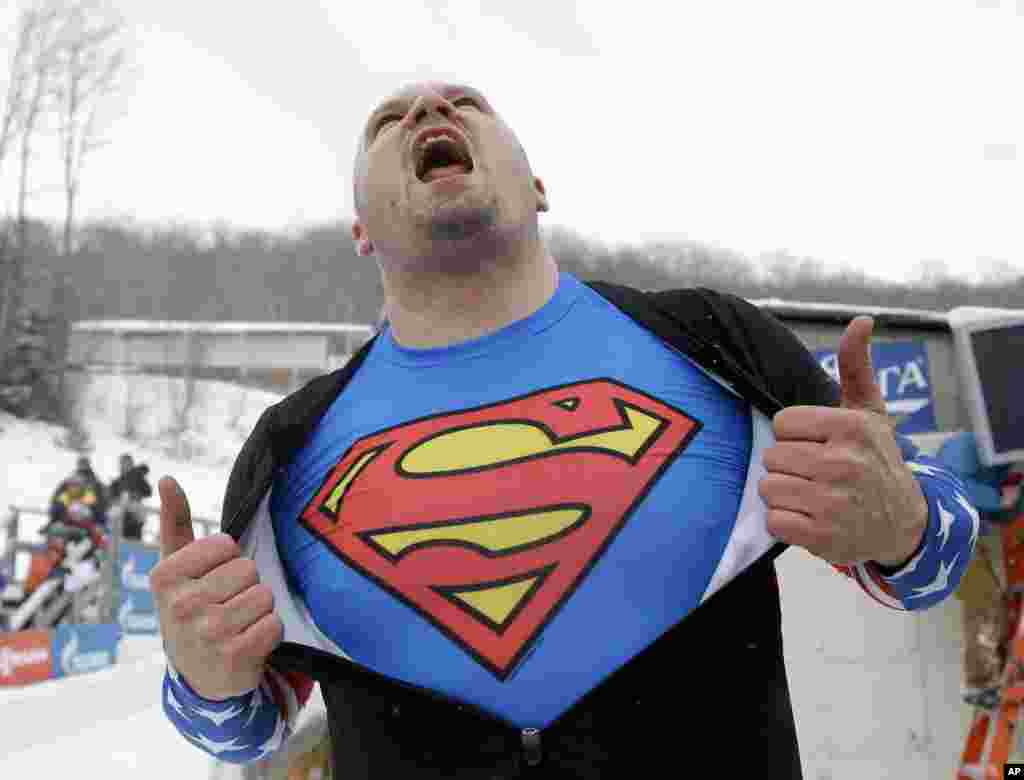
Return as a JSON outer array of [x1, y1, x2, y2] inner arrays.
[[154, 82, 979, 778], [108, 454, 153, 541], [75, 455, 105, 495], [937, 432, 1024, 707], [48, 473, 106, 530]]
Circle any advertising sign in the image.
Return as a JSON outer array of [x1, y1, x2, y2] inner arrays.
[[52, 622, 120, 679], [118, 541, 160, 634], [815, 340, 937, 434], [0, 629, 53, 686]]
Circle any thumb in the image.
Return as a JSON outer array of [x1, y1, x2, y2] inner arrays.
[[158, 475, 194, 560], [838, 316, 887, 414]]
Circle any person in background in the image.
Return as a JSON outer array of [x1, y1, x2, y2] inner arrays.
[[50, 456, 109, 525], [48, 473, 106, 529], [108, 454, 154, 541], [938, 432, 1024, 708], [74, 456, 107, 505]]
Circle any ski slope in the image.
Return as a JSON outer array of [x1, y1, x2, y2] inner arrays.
[[0, 372, 284, 525], [0, 373, 287, 777], [0, 633, 328, 779], [0, 636, 216, 777]]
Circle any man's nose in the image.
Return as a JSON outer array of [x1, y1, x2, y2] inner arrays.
[[404, 93, 455, 127]]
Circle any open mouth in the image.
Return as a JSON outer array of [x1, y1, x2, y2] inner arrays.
[[414, 130, 475, 182]]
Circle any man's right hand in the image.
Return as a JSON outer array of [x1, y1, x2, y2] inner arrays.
[[150, 475, 283, 701]]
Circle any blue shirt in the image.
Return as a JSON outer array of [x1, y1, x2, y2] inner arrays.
[[270, 272, 751, 726]]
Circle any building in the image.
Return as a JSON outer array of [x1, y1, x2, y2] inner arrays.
[[68, 320, 376, 392]]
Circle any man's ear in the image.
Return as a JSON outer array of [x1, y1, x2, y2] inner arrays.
[[351, 221, 374, 257], [534, 176, 549, 213]]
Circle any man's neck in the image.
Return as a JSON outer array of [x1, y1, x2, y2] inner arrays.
[[380, 241, 560, 349]]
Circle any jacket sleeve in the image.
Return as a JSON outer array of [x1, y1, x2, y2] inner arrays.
[[831, 439, 979, 611], [162, 660, 315, 764], [670, 288, 978, 610]]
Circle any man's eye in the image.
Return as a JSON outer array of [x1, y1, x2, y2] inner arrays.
[[453, 97, 480, 110], [375, 115, 401, 136]]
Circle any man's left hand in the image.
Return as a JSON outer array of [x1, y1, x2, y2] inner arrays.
[[758, 316, 928, 567]]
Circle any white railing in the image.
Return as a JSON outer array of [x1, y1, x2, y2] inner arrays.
[[1, 502, 219, 627]]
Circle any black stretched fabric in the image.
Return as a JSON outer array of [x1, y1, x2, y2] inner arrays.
[[219, 282, 843, 778]]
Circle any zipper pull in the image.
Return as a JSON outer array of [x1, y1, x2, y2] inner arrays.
[[521, 727, 542, 766]]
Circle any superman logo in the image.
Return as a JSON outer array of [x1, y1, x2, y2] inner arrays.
[[300, 378, 702, 679]]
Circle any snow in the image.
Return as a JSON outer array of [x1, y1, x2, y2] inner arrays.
[[73, 319, 374, 335], [0, 633, 329, 779], [0, 636, 214, 777], [1, 372, 284, 541], [0, 371, 290, 779]]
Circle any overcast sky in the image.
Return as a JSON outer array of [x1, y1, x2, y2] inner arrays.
[[1, 0, 1022, 283]]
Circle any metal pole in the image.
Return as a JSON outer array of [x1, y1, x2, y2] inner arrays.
[[117, 327, 126, 436], [241, 330, 248, 384], [1, 507, 19, 578], [101, 500, 123, 624]]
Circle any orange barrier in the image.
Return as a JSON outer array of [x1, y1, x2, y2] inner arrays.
[[958, 511, 1024, 778]]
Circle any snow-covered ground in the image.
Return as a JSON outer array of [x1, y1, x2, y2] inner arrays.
[[1, 635, 217, 777], [0, 372, 289, 778], [0, 634, 328, 779], [1, 372, 283, 540]]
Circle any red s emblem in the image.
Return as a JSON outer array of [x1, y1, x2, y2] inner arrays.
[[300, 379, 701, 679]]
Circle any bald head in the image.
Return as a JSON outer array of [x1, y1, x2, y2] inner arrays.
[[352, 82, 533, 218], [350, 80, 548, 266]]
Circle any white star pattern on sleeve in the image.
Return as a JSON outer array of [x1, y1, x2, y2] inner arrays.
[[243, 685, 264, 729], [955, 491, 981, 551], [909, 552, 961, 599], [936, 499, 956, 551], [908, 462, 941, 478], [184, 732, 251, 756], [884, 542, 928, 580], [166, 684, 190, 721], [252, 710, 288, 761], [193, 702, 247, 728]]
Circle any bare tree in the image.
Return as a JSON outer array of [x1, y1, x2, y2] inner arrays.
[[52, 0, 125, 258], [0, 2, 62, 351], [0, 8, 34, 177]]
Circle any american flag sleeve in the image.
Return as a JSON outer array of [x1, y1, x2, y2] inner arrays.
[[832, 435, 980, 611], [162, 660, 314, 764]]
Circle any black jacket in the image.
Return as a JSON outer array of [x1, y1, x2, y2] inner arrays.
[[219, 280, 839, 778], [109, 465, 153, 504]]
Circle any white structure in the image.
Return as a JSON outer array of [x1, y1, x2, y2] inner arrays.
[[68, 320, 375, 392]]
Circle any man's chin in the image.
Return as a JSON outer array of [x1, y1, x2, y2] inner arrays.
[[426, 205, 497, 242]]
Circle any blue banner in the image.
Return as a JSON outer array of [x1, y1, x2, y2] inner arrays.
[[815, 340, 937, 434], [52, 622, 120, 679], [118, 542, 160, 634]]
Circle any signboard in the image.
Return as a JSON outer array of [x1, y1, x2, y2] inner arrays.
[[815, 340, 937, 434], [52, 622, 120, 679], [0, 629, 53, 686], [0, 623, 121, 685], [118, 542, 160, 634]]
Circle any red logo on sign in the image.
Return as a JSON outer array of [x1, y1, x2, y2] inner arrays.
[[0, 629, 53, 686]]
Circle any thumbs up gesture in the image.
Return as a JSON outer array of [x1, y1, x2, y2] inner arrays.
[[149, 476, 283, 700], [758, 317, 928, 567]]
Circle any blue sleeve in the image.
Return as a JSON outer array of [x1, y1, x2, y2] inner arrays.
[[161, 662, 291, 765], [868, 434, 980, 610]]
